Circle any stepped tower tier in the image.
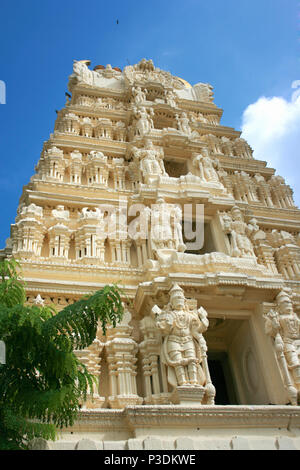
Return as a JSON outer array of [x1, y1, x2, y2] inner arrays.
[[2, 58, 300, 450]]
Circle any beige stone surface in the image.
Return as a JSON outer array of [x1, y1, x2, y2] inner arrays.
[[2, 58, 300, 450]]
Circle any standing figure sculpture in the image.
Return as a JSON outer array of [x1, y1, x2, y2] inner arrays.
[[132, 139, 166, 185], [149, 198, 186, 254], [221, 206, 257, 258], [150, 198, 175, 251], [151, 283, 215, 404], [264, 289, 300, 405], [192, 149, 220, 184], [132, 106, 153, 137], [176, 112, 191, 135], [164, 89, 177, 108], [131, 86, 147, 105]]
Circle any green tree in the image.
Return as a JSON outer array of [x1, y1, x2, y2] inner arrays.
[[0, 258, 124, 450]]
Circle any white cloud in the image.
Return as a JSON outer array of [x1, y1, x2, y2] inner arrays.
[[241, 89, 300, 207]]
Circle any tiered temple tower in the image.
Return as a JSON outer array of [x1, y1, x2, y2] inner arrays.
[[2, 59, 300, 450]]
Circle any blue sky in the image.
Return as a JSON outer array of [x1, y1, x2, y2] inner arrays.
[[0, 0, 299, 247]]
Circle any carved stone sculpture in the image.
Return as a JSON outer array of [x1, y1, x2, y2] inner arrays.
[[264, 289, 300, 405], [149, 198, 186, 258], [192, 148, 220, 184], [132, 138, 166, 185], [6, 57, 300, 442], [132, 106, 154, 137], [176, 112, 191, 135], [220, 206, 257, 258], [71, 60, 121, 89], [124, 58, 185, 89], [131, 86, 147, 105], [34, 294, 45, 306], [164, 89, 177, 107], [151, 283, 215, 405]]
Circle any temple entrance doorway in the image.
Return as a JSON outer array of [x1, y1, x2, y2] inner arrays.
[[205, 317, 269, 405]]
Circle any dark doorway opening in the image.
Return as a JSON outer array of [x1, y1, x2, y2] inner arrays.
[[208, 352, 238, 405]]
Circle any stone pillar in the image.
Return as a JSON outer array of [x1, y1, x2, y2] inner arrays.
[[75, 339, 105, 409], [109, 235, 131, 265], [139, 315, 170, 404], [255, 243, 278, 274], [106, 310, 143, 408]]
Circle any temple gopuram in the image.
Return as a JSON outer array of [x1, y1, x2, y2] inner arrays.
[[2, 58, 300, 450]]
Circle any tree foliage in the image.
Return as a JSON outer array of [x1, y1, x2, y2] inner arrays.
[[0, 258, 124, 450]]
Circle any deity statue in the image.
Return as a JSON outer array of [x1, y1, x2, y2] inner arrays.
[[150, 198, 174, 251], [264, 289, 300, 405], [270, 229, 297, 247], [89, 150, 107, 163], [148, 107, 155, 129], [164, 89, 177, 107], [138, 58, 155, 72], [172, 205, 186, 252], [51, 205, 70, 221], [192, 149, 220, 183], [149, 198, 186, 254], [151, 284, 215, 403], [101, 64, 120, 79], [132, 139, 166, 185], [132, 106, 153, 136], [131, 86, 147, 105], [176, 112, 191, 135], [220, 206, 257, 258]]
